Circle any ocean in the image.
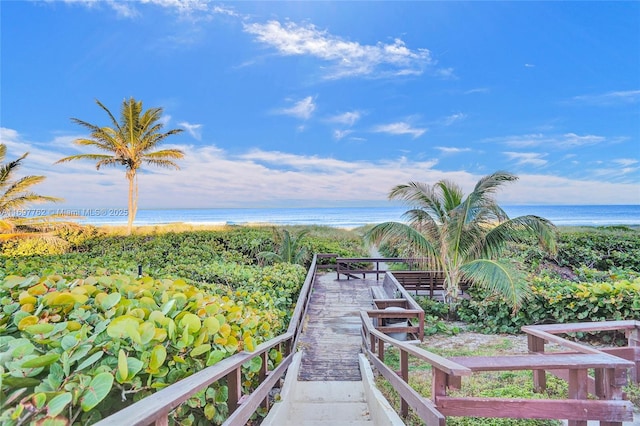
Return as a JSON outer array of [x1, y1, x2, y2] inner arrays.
[[78, 205, 640, 228]]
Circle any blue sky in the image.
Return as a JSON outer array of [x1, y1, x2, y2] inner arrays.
[[1, 1, 639, 209]]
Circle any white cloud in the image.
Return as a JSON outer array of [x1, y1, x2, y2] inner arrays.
[[442, 113, 467, 126], [243, 20, 435, 79], [503, 152, 548, 167], [499, 173, 640, 205], [276, 96, 316, 120], [333, 130, 352, 140], [488, 133, 608, 149], [436, 146, 472, 155], [524, 63, 535, 68], [179, 122, 203, 141], [573, 89, 640, 105], [464, 88, 490, 95], [561, 133, 607, 148], [60, 0, 139, 18], [328, 111, 361, 126], [613, 158, 639, 167], [4, 127, 639, 210], [373, 122, 426, 138], [59, 0, 235, 21]]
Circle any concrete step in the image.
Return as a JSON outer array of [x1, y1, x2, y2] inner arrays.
[[262, 353, 405, 426], [280, 420, 374, 426], [287, 401, 372, 422], [290, 381, 366, 402]]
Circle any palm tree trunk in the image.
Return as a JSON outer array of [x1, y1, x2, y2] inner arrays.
[[127, 171, 135, 235]]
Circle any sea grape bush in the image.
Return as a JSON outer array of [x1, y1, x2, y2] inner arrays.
[[0, 268, 304, 425], [555, 229, 640, 271], [458, 272, 640, 334], [511, 227, 640, 273], [0, 226, 366, 281]]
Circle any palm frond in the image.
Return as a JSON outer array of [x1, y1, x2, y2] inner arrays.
[[95, 99, 122, 132], [143, 159, 181, 169], [365, 221, 439, 267], [390, 181, 451, 225], [461, 258, 530, 311], [484, 215, 557, 256], [55, 153, 116, 166], [143, 149, 185, 160], [436, 180, 464, 212]]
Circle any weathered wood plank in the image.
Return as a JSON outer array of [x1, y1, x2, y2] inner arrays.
[[450, 353, 634, 371], [297, 274, 378, 381], [435, 397, 634, 421]]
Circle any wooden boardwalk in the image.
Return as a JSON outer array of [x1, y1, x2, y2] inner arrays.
[[297, 273, 380, 381]]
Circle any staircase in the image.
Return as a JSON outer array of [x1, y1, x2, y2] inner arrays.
[[262, 352, 404, 426], [262, 271, 404, 425]]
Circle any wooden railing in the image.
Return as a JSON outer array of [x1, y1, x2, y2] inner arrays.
[[523, 320, 640, 389], [361, 313, 636, 425], [95, 255, 319, 426], [360, 310, 471, 425], [369, 271, 425, 341], [320, 255, 420, 280]]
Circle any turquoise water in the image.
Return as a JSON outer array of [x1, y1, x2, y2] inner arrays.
[[79, 205, 640, 228]]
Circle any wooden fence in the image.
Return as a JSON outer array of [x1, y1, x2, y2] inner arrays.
[[361, 312, 635, 426]]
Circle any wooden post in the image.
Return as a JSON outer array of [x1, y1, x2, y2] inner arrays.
[[528, 334, 547, 392], [432, 368, 448, 408], [627, 327, 639, 347], [568, 368, 588, 426], [599, 368, 627, 426], [226, 367, 242, 414], [260, 352, 269, 411], [400, 349, 409, 418], [155, 415, 169, 426]]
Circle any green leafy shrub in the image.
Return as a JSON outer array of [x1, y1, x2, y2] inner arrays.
[[556, 228, 640, 271], [0, 238, 70, 257], [0, 272, 298, 425], [459, 275, 640, 334]]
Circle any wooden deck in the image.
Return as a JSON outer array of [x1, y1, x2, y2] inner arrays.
[[297, 273, 379, 381]]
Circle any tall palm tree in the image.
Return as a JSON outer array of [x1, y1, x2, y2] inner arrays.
[[366, 171, 557, 313], [0, 143, 63, 240], [56, 97, 184, 234]]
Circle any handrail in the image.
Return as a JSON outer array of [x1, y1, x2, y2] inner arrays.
[[95, 255, 319, 426], [522, 320, 640, 389], [326, 255, 421, 279], [360, 310, 470, 422]]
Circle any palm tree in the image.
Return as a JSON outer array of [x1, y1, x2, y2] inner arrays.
[[0, 143, 63, 240], [56, 97, 184, 234], [258, 228, 310, 265], [366, 171, 557, 313]]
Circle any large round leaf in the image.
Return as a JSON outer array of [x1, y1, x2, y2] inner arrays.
[[179, 313, 201, 333], [149, 345, 167, 371], [80, 372, 114, 412], [100, 293, 121, 311], [47, 392, 72, 417], [21, 353, 60, 368], [106, 315, 141, 339], [203, 316, 220, 334], [116, 349, 128, 384]]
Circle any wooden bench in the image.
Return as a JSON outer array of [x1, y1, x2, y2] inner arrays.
[[390, 270, 470, 300]]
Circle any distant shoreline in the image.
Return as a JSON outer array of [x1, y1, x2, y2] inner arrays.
[[74, 205, 640, 229]]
